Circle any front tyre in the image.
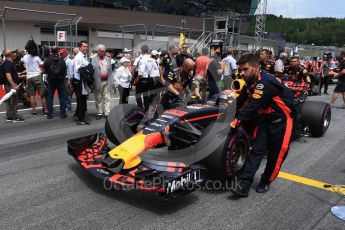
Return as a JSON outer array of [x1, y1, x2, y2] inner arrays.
[[105, 104, 147, 145], [202, 129, 250, 179], [224, 130, 250, 178]]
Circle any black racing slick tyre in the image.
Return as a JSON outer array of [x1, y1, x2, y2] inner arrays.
[[202, 129, 250, 179], [224, 130, 250, 178], [105, 104, 147, 145], [300, 101, 331, 137]]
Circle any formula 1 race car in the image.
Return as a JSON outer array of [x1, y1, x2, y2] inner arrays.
[[68, 79, 331, 198]]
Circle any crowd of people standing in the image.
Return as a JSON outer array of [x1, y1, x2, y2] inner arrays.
[[1, 39, 345, 125]]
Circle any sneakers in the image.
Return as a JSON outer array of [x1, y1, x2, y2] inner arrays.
[[6, 117, 24, 122], [96, 114, 103, 120], [76, 120, 90, 125], [60, 114, 67, 119], [12, 117, 25, 122], [73, 114, 79, 121]]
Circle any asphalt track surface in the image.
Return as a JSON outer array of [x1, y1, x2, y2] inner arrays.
[[1, 87, 345, 230]]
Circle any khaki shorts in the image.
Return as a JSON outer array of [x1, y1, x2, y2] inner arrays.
[[192, 75, 205, 90], [26, 75, 46, 96]]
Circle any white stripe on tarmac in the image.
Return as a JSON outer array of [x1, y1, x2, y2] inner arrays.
[[0, 96, 135, 114]]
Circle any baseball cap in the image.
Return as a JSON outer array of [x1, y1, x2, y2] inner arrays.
[[59, 48, 68, 56], [279, 52, 287, 58], [151, 50, 160, 56], [123, 48, 132, 53], [120, 57, 130, 63]]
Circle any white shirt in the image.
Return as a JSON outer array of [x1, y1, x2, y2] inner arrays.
[[133, 54, 142, 67], [22, 54, 43, 79], [138, 54, 159, 78], [114, 66, 132, 88], [275, 59, 285, 73], [73, 51, 89, 80], [222, 55, 237, 76], [64, 56, 74, 80], [150, 59, 161, 78]]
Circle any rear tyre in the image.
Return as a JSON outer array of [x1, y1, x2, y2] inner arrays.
[[105, 104, 147, 145], [300, 101, 331, 137]]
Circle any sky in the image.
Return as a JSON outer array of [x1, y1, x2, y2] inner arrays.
[[265, 0, 345, 18]]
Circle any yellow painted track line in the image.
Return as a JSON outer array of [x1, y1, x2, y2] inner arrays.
[[278, 171, 345, 194]]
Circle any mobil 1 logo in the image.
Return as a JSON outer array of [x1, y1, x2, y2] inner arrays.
[[166, 170, 200, 194]]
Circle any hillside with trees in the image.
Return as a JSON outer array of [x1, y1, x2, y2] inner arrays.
[[246, 15, 345, 47]]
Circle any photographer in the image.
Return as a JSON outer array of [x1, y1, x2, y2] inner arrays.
[[22, 39, 48, 116]]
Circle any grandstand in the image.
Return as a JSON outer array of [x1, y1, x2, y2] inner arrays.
[[15, 0, 258, 16]]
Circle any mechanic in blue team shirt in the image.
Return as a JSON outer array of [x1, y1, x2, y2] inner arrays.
[[230, 53, 295, 197], [259, 49, 276, 74]]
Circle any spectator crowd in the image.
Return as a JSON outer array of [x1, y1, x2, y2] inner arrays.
[[1, 39, 345, 124]]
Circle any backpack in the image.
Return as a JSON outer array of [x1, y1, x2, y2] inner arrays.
[[49, 57, 67, 81]]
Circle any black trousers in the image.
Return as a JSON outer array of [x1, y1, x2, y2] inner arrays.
[[320, 75, 329, 93], [118, 85, 130, 104], [135, 78, 151, 112], [73, 79, 87, 121], [239, 116, 293, 188]]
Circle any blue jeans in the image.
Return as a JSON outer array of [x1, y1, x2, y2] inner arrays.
[[64, 80, 72, 111], [65, 93, 72, 111], [47, 80, 66, 117]]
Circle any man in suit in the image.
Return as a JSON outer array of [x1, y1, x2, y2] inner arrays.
[[91, 44, 113, 119]]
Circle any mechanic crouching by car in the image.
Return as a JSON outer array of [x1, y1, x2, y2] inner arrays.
[[230, 53, 295, 197], [160, 58, 195, 110]]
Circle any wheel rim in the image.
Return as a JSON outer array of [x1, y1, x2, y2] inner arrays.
[[225, 133, 248, 177], [322, 108, 331, 132], [230, 141, 246, 171]]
